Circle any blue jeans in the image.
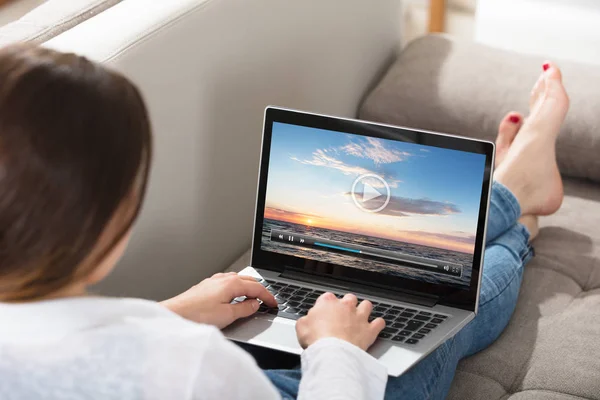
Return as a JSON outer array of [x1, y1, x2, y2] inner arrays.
[[263, 182, 534, 400]]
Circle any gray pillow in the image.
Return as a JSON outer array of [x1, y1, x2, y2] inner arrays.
[[360, 34, 600, 183]]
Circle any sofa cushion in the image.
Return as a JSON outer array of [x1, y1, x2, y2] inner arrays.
[[0, 0, 120, 47], [448, 178, 600, 400], [360, 34, 600, 183]]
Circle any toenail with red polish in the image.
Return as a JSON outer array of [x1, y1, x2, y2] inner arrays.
[[509, 115, 520, 124], [543, 63, 550, 71]]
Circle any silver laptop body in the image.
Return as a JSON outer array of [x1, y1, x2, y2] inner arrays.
[[224, 107, 495, 377]]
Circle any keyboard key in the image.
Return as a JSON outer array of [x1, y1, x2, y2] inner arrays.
[[386, 309, 400, 316], [284, 307, 301, 314], [299, 304, 311, 310], [418, 328, 431, 334], [280, 287, 295, 293], [391, 322, 406, 329], [383, 314, 396, 323], [372, 311, 384, 318], [287, 301, 300, 308], [405, 320, 425, 331], [306, 293, 319, 299], [295, 290, 310, 296], [405, 308, 417, 313], [412, 333, 425, 339], [431, 318, 444, 324], [313, 290, 325, 295], [392, 335, 406, 342], [398, 330, 411, 336], [413, 315, 430, 321], [405, 338, 419, 345], [373, 306, 387, 313], [425, 323, 438, 329], [434, 314, 448, 319], [399, 312, 415, 318], [395, 317, 408, 324], [297, 309, 308, 316], [290, 295, 304, 302], [382, 327, 398, 335], [378, 332, 393, 339], [418, 311, 432, 316], [391, 306, 405, 312], [287, 285, 300, 289]]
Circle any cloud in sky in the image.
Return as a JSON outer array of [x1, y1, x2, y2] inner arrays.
[[290, 144, 402, 188], [264, 207, 321, 221], [343, 193, 461, 217], [291, 149, 372, 177], [341, 137, 412, 165], [381, 197, 461, 217]]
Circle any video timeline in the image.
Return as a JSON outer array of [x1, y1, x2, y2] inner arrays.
[[271, 229, 463, 278]]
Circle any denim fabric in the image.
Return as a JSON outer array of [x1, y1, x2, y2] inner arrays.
[[264, 182, 534, 400]]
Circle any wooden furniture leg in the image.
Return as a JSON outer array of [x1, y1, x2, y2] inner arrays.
[[428, 0, 447, 33]]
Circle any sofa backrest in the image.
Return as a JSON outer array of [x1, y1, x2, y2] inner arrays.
[[44, 0, 402, 300], [361, 34, 600, 184], [0, 0, 120, 46]]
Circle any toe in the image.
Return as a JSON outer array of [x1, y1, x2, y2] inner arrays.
[[495, 112, 524, 167], [543, 61, 563, 82]]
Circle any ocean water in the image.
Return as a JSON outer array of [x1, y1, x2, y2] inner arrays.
[[261, 219, 473, 288]]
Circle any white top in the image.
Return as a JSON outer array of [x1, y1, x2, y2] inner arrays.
[[0, 297, 388, 399]]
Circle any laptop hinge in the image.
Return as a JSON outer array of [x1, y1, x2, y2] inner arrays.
[[280, 268, 438, 308]]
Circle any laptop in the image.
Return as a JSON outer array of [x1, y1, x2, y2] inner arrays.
[[224, 106, 495, 377]]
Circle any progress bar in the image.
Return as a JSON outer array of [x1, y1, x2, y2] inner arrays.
[[270, 229, 463, 278]]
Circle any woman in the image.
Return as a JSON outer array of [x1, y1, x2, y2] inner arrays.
[[0, 44, 568, 399]]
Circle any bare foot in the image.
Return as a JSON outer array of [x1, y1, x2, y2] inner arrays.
[[495, 112, 524, 168], [494, 62, 569, 216]]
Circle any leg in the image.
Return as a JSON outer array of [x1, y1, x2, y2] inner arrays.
[[384, 223, 533, 400]]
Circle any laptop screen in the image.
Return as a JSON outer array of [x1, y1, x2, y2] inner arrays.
[[259, 120, 487, 290]]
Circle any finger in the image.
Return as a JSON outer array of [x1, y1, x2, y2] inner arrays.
[[230, 299, 260, 320], [356, 300, 373, 317], [316, 292, 336, 305], [212, 272, 226, 279], [341, 293, 358, 307], [228, 278, 277, 307], [369, 317, 386, 335]]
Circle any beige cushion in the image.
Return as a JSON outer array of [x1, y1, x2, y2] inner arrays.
[[360, 34, 600, 183], [0, 0, 120, 46]]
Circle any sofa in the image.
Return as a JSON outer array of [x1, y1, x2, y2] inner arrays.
[[12, 0, 598, 398]]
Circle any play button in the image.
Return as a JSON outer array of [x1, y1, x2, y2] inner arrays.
[[351, 174, 391, 213]]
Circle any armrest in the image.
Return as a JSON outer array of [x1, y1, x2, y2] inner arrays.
[[45, 0, 403, 300]]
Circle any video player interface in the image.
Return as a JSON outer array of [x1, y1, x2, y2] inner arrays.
[[261, 122, 487, 288]]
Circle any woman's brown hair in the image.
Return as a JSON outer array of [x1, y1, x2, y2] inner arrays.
[[0, 44, 152, 301]]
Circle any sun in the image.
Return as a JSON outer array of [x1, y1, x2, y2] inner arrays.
[[306, 219, 313, 225]]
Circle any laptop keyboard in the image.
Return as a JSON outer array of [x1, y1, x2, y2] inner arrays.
[[245, 278, 450, 346]]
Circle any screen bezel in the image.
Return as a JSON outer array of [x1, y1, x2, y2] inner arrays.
[[251, 107, 495, 312]]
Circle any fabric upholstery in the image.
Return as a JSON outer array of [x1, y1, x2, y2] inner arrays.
[[0, 0, 120, 47], [448, 179, 600, 399], [360, 34, 600, 184], [359, 35, 600, 399]]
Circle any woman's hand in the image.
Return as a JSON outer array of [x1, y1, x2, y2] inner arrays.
[[295, 293, 385, 351], [161, 272, 277, 329]]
